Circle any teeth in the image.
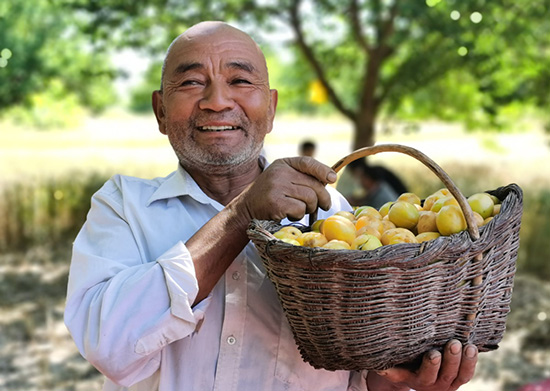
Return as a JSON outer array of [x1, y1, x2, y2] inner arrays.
[[199, 125, 238, 131]]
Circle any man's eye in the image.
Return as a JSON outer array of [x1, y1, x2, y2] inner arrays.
[[181, 80, 202, 86], [231, 78, 252, 85]]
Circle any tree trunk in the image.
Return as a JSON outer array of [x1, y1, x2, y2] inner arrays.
[[352, 109, 377, 150]]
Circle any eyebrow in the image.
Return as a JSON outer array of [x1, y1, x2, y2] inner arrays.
[[172, 60, 257, 76], [226, 61, 256, 73], [173, 62, 204, 75]]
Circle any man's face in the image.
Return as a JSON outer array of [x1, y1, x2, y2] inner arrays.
[[153, 24, 278, 172]]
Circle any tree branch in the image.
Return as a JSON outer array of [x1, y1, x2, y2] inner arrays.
[[377, 1, 398, 52], [349, 0, 371, 53], [288, 0, 356, 120]]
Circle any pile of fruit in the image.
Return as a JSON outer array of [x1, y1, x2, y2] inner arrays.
[[273, 189, 501, 250]]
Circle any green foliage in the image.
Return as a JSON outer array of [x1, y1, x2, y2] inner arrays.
[[0, 0, 118, 127], [67, 0, 550, 144], [129, 61, 163, 113]]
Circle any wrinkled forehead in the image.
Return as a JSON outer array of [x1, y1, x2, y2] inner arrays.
[[165, 25, 268, 78]]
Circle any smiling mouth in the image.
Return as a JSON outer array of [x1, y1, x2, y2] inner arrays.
[[198, 125, 240, 132]]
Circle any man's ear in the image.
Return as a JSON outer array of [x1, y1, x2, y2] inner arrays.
[[266, 89, 278, 134], [152, 90, 166, 135]]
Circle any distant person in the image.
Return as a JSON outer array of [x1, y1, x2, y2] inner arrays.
[[376, 164, 408, 195], [346, 159, 400, 209], [299, 140, 316, 157], [336, 158, 407, 208]]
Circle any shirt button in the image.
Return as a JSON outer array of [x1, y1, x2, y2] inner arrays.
[[232, 271, 240, 280], [227, 335, 237, 345]]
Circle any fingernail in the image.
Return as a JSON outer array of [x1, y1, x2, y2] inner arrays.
[[429, 350, 441, 363], [376, 370, 387, 376], [450, 341, 461, 355], [465, 345, 477, 358], [327, 171, 337, 183]]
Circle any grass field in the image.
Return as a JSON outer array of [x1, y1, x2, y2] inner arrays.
[[2, 110, 548, 190], [1, 111, 549, 390]]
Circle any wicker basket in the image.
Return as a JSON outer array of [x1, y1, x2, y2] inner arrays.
[[247, 144, 523, 371]]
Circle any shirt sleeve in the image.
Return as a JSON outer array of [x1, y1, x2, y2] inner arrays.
[[64, 179, 210, 387]]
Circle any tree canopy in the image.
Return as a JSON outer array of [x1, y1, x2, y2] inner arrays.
[[0, 0, 117, 128]]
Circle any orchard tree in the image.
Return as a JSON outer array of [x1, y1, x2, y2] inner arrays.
[[0, 0, 117, 127], [28, 0, 550, 145]]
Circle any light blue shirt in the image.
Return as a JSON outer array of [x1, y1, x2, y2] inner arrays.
[[64, 163, 369, 391]]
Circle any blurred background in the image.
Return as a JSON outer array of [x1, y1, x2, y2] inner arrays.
[[1, 0, 549, 390]]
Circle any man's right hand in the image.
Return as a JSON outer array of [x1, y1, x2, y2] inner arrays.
[[236, 156, 338, 223], [188, 156, 337, 304]]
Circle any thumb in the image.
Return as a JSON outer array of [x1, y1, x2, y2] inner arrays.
[[281, 156, 338, 184]]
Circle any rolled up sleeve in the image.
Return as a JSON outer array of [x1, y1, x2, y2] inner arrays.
[[64, 179, 211, 387]]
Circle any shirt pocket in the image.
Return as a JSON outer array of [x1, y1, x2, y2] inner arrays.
[[274, 316, 349, 391]]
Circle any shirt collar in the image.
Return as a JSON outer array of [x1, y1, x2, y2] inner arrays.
[[146, 165, 219, 208], [146, 155, 269, 208]]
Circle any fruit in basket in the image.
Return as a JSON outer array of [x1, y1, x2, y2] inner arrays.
[[430, 196, 459, 213], [436, 205, 467, 236], [472, 211, 484, 227], [279, 237, 302, 246], [274, 226, 303, 241], [467, 193, 495, 219], [352, 234, 383, 250], [311, 219, 325, 233], [335, 210, 356, 222], [300, 231, 328, 247], [272, 185, 501, 250], [356, 225, 382, 239], [416, 232, 441, 243], [321, 215, 357, 245], [378, 201, 393, 217], [355, 215, 384, 233], [416, 210, 437, 234], [379, 219, 396, 234], [355, 206, 382, 221], [381, 228, 417, 245], [323, 240, 351, 250], [397, 192, 421, 206], [388, 201, 420, 230]]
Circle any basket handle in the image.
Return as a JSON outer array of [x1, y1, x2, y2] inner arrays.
[[310, 143, 480, 241]]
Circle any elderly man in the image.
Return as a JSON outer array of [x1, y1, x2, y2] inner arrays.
[[64, 21, 478, 391]]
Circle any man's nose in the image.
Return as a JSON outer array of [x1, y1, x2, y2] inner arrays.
[[199, 82, 235, 112]]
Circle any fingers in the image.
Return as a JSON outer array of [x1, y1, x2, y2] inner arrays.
[[415, 348, 442, 387], [241, 157, 337, 222], [265, 157, 334, 217], [281, 156, 338, 185], [438, 340, 462, 385], [370, 341, 479, 391], [451, 344, 478, 389]]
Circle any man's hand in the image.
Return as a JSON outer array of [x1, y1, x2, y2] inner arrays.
[[189, 156, 337, 304], [237, 156, 338, 223], [366, 340, 478, 391]]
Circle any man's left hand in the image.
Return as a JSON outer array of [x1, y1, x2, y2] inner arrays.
[[366, 340, 478, 391]]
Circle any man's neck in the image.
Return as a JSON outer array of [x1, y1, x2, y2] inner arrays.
[[183, 159, 263, 206]]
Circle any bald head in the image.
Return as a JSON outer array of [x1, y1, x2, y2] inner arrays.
[[160, 22, 268, 92]]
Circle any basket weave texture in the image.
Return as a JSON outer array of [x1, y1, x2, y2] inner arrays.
[[247, 147, 523, 371]]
